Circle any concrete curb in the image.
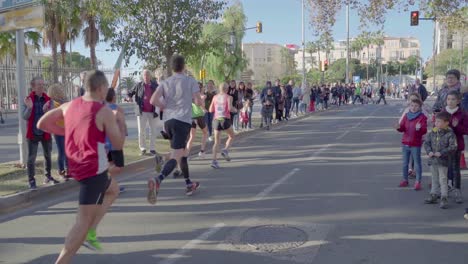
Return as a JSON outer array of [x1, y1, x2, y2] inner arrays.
[[0, 107, 335, 215]]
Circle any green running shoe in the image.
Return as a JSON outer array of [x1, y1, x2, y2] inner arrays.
[[83, 229, 102, 251]]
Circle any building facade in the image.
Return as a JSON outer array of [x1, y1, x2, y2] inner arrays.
[[437, 23, 467, 53], [242, 42, 292, 85], [295, 36, 421, 71]]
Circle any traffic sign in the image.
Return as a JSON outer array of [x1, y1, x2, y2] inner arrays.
[[0, 4, 44, 32], [353, 76, 361, 83], [0, 0, 35, 13]]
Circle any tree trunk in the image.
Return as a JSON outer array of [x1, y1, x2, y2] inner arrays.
[[60, 42, 66, 65], [88, 16, 98, 69], [317, 47, 321, 71], [90, 44, 97, 69]]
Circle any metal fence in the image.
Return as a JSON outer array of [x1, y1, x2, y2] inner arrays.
[[0, 65, 114, 111]]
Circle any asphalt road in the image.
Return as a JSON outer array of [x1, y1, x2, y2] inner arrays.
[[2, 100, 468, 264]]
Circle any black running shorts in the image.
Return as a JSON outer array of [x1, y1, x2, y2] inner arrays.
[[107, 150, 125, 167], [213, 118, 231, 131], [78, 171, 111, 205], [191, 116, 206, 129], [164, 119, 192, 149]]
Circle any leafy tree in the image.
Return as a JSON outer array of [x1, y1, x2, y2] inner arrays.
[[425, 48, 468, 77], [306, 0, 466, 35], [41, 52, 93, 69], [281, 47, 296, 76], [0, 31, 41, 61], [327, 58, 365, 82], [111, 0, 225, 76], [306, 40, 323, 69]]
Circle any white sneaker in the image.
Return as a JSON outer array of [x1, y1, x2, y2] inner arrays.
[[198, 151, 205, 159], [208, 136, 213, 142]]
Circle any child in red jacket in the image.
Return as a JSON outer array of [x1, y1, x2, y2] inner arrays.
[[443, 90, 468, 203], [395, 98, 428, 190]]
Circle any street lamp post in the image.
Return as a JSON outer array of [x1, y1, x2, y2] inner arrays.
[[345, 1, 350, 84], [301, 0, 306, 87]]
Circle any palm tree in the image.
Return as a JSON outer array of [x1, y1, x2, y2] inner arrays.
[[42, 0, 62, 82], [57, 1, 81, 66], [81, 0, 116, 69], [0, 31, 41, 62]]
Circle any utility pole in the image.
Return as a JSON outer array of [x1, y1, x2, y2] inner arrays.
[[432, 18, 437, 92], [345, 1, 350, 84], [16, 29, 27, 166], [302, 0, 306, 87]]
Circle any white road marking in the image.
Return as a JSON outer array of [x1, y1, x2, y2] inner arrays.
[[155, 223, 226, 264], [255, 168, 300, 200], [335, 107, 380, 140]]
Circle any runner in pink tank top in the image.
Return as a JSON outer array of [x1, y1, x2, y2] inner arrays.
[[38, 70, 126, 263], [209, 82, 235, 169]]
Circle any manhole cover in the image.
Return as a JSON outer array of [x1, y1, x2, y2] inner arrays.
[[240, 225, 308, 253]]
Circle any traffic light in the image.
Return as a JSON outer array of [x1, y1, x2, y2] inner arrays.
[[410, 11, 419, 26], [324, 60, 328, 71], [199, 69, 206, 80], [256, 21, 262, 33]]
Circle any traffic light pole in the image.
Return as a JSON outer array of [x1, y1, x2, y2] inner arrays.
[[432, 18, 437, 92]]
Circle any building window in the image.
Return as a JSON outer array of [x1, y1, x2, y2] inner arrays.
[[341, 51, 344, 58], [399, 51, 405, 59]]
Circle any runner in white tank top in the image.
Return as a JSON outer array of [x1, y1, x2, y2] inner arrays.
[[209, 82, 235, 169]]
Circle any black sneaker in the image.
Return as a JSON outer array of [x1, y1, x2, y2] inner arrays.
[[140, 150, 147, 156], [186, 182, 200, 196], [150, 150, 157, 156]]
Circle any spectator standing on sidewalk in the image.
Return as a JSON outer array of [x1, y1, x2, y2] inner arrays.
[[284, 80, 294, 120], [442, 91, 468, 203], [424, 112, 458, 209], [228, 80, 239, 131], [261, 88, 275, 130], [272, 79, 282, 123], [395, 98, 427, 191], [204, 80, 216, 141], [128, 69, 160, 156], [48, 83, 69, 180], [302, 84, 311, 113], [415, 79, 428, 102], [22, 77, 60, 190], [292, 83, 302, 116], [433, 69, 462, 113], [244, 82, 255, 129]]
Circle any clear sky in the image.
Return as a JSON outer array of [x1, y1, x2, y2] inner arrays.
[[62, 0, 434, 71]]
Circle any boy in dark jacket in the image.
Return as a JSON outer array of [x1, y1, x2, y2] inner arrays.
[[395, 98, 428, 190], [262, 88, 275, 130], [443, 90, 468, 203], [424, 112, 458, 209]]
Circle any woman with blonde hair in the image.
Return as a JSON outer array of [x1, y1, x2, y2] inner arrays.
[[48, 83, 69, 179]]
